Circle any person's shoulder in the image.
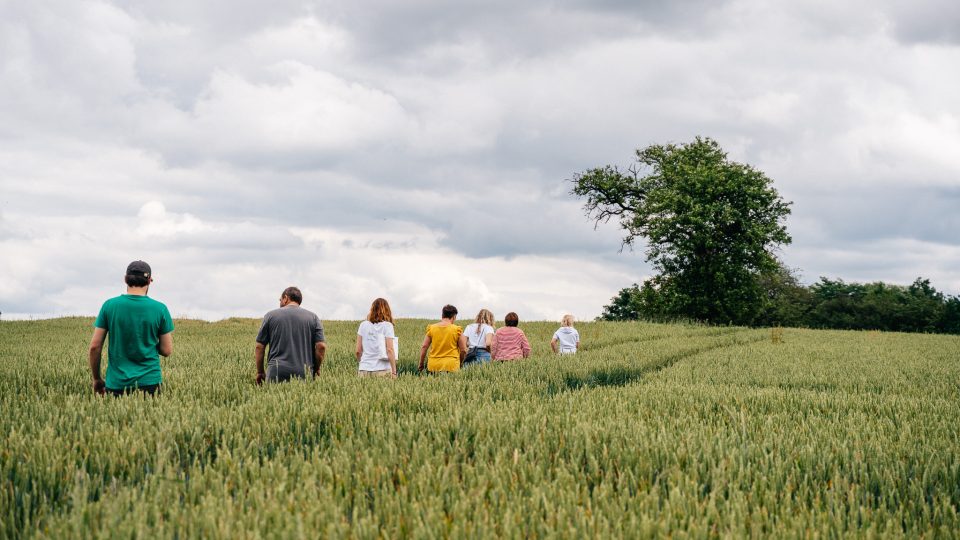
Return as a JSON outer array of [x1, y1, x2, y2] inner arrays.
[[100, 295, 124, 307], [144, 296, 169, 309], [298, 307, 323, 326], [262, 307, 285, 319], [96, 296, 123, 317], [299, 306, 320, 319]]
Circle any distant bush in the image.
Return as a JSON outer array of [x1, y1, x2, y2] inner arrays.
[[803, 277, 960, 334]]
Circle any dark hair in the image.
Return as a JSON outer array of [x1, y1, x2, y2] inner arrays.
[[441, 304, 458, 319], [125, 274, 150, 287], [504, 312, 519, 327], [282, 286, 303, 304], [368, 298, 393, 324]]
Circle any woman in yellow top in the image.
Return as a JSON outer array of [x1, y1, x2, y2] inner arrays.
[[418, 304, 465, 373]]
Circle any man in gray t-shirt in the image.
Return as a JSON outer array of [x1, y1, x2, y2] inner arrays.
[[255, 286, 326, 383]]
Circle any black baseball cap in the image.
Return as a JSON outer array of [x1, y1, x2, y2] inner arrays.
[[126, 260, 152, 277]]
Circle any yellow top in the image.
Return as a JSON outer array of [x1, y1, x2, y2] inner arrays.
[[426, 322, 463, 372]]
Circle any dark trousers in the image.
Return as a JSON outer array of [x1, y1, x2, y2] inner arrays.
[[106, 384, 161, 397]]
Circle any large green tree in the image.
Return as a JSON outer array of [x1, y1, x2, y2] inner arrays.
[[573, 137, 792, 324]]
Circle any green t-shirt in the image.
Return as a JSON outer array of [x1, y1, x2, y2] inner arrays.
[[94, 294, 174, 390]]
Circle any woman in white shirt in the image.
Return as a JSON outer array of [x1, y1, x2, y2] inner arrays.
[[460, 308, 495, 367], [356, 298, 397, 378], [551, 314, 580, 354]]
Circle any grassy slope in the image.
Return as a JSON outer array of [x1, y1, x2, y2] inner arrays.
[[0, 318, 958, 538]]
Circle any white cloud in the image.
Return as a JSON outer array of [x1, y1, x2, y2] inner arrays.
[[840, 106, 960, 187], [132, 62, 416, 164], [243, 16, 350, 66], [0, 206, 637, 320], [137, 201, 208, 237]]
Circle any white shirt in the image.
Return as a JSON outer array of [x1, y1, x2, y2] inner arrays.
[[357, 320, 396, 371], [463, 323, 495, 349], [553, 326, 580, 353]]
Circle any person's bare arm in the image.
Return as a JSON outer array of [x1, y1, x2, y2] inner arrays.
[[484, 333, 493, 350], [158, 332, 173, 357], [255, 342, 267, 385], [385, 339, 397, 378], [313, 341, 326, 375], [458, 334, 468, 367], [418, 334, 431, 372], [88, 328, 107, 395], [355, 335, 363, 362], [550, 337, 559, 354]]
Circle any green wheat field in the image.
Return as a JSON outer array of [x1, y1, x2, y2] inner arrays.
[[1, 318, 958, 538]]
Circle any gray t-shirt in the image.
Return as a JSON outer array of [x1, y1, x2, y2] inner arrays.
[[256, 305, 325, 382]]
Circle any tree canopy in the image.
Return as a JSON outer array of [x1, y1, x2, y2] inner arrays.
[[573, 137, 792, 325]]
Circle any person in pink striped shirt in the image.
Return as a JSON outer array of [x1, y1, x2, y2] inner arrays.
[[492, 312, 531, 361]]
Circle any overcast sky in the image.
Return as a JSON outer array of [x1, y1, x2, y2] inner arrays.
[[1, 0, 958, 321]]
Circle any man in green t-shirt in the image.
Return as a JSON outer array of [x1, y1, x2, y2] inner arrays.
[[88, 260, 174, 396]]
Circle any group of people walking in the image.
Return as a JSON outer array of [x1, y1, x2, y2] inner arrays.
[[88, 260, 581, 395]]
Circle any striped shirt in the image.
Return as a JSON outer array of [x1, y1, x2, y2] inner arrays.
[[492, 327, 531, 361]]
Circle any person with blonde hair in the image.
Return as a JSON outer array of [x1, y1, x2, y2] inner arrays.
[[461, 308, 495, 366], [356, 298, 398, 378], [418, 304, 465, 373], [551, 314, 580, 354], [492, 312, 531, 361]]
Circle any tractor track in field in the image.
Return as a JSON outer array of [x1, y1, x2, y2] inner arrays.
[[577, 325, 749, 354], [548, 330, 767, 395]]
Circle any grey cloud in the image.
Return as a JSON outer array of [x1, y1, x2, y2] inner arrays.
[[439, 198, 626, 258], [122, 0, 308, 37], [886, 1, 960, 44], [785, 239, 960, 294], [118, 0, 730, 102], [792, 187, 960, 247]]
